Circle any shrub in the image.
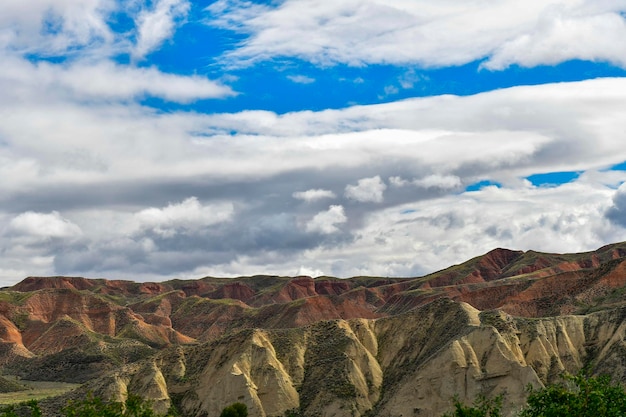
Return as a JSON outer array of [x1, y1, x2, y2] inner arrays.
[[442, 394, 502, 417], [63, 393, 170, 417], [219, 402, 248, 417], [520, 372, 626, 417]]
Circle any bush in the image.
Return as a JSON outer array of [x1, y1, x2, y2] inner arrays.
[[0, 400, 41, 417], [520, 372, 626, 417], [0, 394, 172, 417], [442, 394, 502, 417], [63, 393, 170, 417], [219, 402, 248, 417], [442, 372, 626, 417]]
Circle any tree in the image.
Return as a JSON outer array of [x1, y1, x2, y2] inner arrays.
[[442, 394, 502, 417], [520, 372, 626, 417], [63, 393, 125, 417], [219, 402, 248, 417]]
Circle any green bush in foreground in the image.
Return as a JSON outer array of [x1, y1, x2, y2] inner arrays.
[[63, 393, 166, 417], [520, 373, 626, 417], [0, 393, 172, 417], [442, 394, 502, 417], [443, 372, 626, 417], [0, 400, 41, 417]]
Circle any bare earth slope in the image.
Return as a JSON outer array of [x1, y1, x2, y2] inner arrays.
[[2, 241, 626, 415]]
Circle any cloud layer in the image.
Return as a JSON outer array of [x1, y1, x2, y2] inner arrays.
[[0, 0, 625, 285], [1, 76, 626, 283], [207, 0, 626, 69]]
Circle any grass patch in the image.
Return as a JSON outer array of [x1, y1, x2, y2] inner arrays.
[[0, 379, 80, 405], [0, 291, 33, 305]]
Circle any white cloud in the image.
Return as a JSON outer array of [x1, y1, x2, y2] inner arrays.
[[1, 0, 192, 60], [134, 197, 234, 238], [0, 0, 116, 55], [391, 174, 461, 190], [7, 211, 83, 240], [207, 0, 626, 69], [287, 75, 316, 84], [484, 12, 626, 70], [297, 265, 325, 277], [306, 205, 347, 234], [2, 77, 626, 204], [133, 0, 191, 60], [389, 176, 409, 187], [607, 182, 626, 228], [293, 189, 336, 202], [382, 85, 399, 97], [310, 181, 622, 278], [58, 61, 233, 102], [398, 69, 427, 89], [0, 57, 233, 103], [414, 175, 462, 189], [345, 176, 386, 203]]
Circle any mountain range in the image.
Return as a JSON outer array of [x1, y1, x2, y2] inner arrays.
[[2, 242, 626, 416]]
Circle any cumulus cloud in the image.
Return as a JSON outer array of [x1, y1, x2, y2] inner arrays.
[[484, 12, 626, 70], [7, 211, 83, 240], [287, 75, 315, 84], [297, 265, 325, 277], [306, 205, 347, 234], [2, 212, 85, 271], [134, 197, 234, 238], [330, 181, 622, 278], [293, 189, 337, 202], [133, 0, 191, 59], [606, 183, 626, 228], [206, 0, 626, 69], [345, 176, 386, 203]]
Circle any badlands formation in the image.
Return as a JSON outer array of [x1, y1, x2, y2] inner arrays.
[[2, 242, 626, 416]]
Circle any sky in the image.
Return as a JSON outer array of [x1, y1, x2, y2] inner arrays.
[[2, 0, 626, 286]]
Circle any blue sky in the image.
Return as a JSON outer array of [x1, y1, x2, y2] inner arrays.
[[2, 0, 626, 285]]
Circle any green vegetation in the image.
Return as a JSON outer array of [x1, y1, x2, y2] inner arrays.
[[0, 393, 176, 417], [442, 373, 626, 417], [442, 394, 502, 417], [219, 402, 248, 417], [63, 393, 175, 417], [0, 400, 41, 417], [0, 291, 33, 305], [0, 376, 28, 394], [520, 373, 626, 417], [0, 380, 80, 405]]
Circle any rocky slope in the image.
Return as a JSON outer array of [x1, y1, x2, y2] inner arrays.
[[2, 241, 626, 415]]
